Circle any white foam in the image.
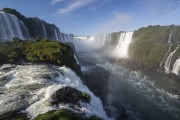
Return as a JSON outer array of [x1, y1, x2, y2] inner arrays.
[[0, 64, 110, 119]]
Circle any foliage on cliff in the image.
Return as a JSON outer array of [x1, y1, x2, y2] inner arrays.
[[129, 25, 180, 70], [0, 38, 81, 76]]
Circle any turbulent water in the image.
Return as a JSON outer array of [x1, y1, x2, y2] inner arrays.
[[0, 64, 108, 119], [69, 33, 180, 120], [77, 52, 180, 120]]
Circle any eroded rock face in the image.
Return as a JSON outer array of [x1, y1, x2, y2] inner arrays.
[[51, 87, 90, 106]]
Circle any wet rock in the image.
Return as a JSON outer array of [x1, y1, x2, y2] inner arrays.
[[51, 87, 90, 106], [0, 110, 28, 120]]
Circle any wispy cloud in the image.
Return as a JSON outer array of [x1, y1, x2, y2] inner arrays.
[[95, 12, 133, 34], [53, 0, 96, 15], [51, 0, 63, 5]]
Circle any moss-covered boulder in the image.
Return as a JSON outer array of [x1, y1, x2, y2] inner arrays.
[[51, 87, 90, 106]]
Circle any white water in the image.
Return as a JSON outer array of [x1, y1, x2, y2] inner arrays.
[[0, 64, 109, 119], [73, 34, 112, 52], [74, 54, 79, 64], [172, 57, 180, 75], [54, 29, 59, 40], [0, 11, 29, 41], [42, 23, 47, 39], [168, 29, 173, 43], [164, 45, 180, 73], [113, 32, 133, 59], [160, 30, 173, 67]]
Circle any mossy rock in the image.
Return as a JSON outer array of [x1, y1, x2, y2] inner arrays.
[[34, 109, 102, 120], [51, 87, 91, 106]]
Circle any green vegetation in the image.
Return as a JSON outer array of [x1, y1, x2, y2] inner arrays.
[[81, 92, 91, 102], [0, 38, 81, 76], [34, 109, 102, 120], [129, 25, 180, 70]]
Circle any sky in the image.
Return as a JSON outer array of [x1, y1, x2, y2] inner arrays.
[[0, 0, 180, 36]]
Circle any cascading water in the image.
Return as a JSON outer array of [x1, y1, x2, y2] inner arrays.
[[160, 30, 173, 67], [168, 29, 173, 43], [0, 11, 29, 41], [164, 45, 180, 73], [172, 57, 180, 75], [42, 23, 48, 39], [73, 34, 113, 52], [113, 32, 133, 59], [0, 64, 109, 119], [54, 29, 59, 40]]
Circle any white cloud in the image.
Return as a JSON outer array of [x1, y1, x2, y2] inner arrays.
[[53, 0, 96, 15], [95, 12, 133, 34], [51, 0, 63, 5]]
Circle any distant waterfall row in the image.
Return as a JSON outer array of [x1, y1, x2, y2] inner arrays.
[[0, 11, 30, 40], [70, 32, 133, 59], [0, 11, 73, 42]]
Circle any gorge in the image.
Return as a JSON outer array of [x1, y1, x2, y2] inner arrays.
[[0, 8, 180, 120]]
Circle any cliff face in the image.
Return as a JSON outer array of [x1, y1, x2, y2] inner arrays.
[[129, 25, 180, 75], [0, 8, 73, 41]]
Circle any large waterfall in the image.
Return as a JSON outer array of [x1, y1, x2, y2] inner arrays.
[[113, 32, 133, 59], [0, 11, 30, 41], [73, 34, 112, 52], [72, 32, 133, 59]]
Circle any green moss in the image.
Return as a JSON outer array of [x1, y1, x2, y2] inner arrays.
[[34, 109, 102, 120], [81, 92, 91, 102]]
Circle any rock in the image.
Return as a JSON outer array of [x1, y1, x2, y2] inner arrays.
[[51, 87, 90, 106], [0, 110, 28, 120]]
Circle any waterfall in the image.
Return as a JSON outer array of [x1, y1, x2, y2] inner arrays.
[[42, 23, 48, 39], [160, 44, 172, 67], [113, 32, 134, 59], [172, 57, 180, 75], [73, 34, 113, 52], [0, 11, 29, 41], [54, 29, 59, 40], [164, 45, 180, 73], [160, 30, 173, 67], [168, 29, 173, 43]]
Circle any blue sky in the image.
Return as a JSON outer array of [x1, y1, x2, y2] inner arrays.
[[0, 0, 180, 35]]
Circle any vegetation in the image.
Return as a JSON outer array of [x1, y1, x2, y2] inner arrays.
[[0, 38, 81, 76], [81, 92, 91, 102], [129, 25, 180, 70], [34, 109, 102, 120]]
